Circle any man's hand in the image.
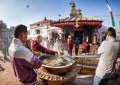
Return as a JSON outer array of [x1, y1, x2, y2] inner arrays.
[[58, 51, 64, 55]]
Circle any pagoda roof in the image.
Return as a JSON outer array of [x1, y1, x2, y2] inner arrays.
[[57, 16, 102, 22], [54, 16, 103, 27]]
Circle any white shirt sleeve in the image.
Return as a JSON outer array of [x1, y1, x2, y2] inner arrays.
[[98, 41, 105, 54]]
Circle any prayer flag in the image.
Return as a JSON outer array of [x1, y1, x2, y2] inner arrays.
[[106, 0, 115, 28]]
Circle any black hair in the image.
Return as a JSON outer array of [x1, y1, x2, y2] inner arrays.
[[14, 24, 27, 38], [107, 27, 116, 38]]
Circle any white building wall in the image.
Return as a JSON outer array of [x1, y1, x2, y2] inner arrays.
[[29, 26, 48, 39]]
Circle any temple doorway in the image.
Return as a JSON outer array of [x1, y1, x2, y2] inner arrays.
[[74, 31, 83, 44]]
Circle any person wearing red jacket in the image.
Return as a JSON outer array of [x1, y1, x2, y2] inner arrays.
[[83, 40, 90, 53], [67, 35, 74, 56]]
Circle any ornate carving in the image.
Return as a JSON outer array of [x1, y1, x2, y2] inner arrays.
[[37, 65, 77, 81]]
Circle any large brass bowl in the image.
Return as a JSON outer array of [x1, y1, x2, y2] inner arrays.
[[39, 54, 75, 74]]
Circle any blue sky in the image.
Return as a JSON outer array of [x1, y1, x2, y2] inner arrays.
[[0, 0, 120, 29]]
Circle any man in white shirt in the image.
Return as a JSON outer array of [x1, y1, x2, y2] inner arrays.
[[93, 27, 120, 85]]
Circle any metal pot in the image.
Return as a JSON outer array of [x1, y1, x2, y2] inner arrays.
[[39, 54, 75, 74]]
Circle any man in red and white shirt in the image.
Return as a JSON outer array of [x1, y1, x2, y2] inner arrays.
[[9, 24, 42, 85]]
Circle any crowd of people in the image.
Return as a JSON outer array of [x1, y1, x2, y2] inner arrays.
[[25, 34, 91, 57], [1, 24, 120, 85], [6, 24, 92, 85], [67, 35, 90, 56]]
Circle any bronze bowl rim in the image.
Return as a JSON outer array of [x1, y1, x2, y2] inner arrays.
[[39, 54, 75, 69]]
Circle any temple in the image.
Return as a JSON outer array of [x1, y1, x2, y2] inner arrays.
[[54, 2, 103, 44]]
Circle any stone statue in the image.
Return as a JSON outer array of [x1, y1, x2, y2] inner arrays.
[[70, 2, 82, 18]]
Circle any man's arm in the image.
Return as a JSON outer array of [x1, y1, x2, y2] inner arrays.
[[34, 41, 57, 55], [17, 47, 42, 69], [98, 41, 105, 54]]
